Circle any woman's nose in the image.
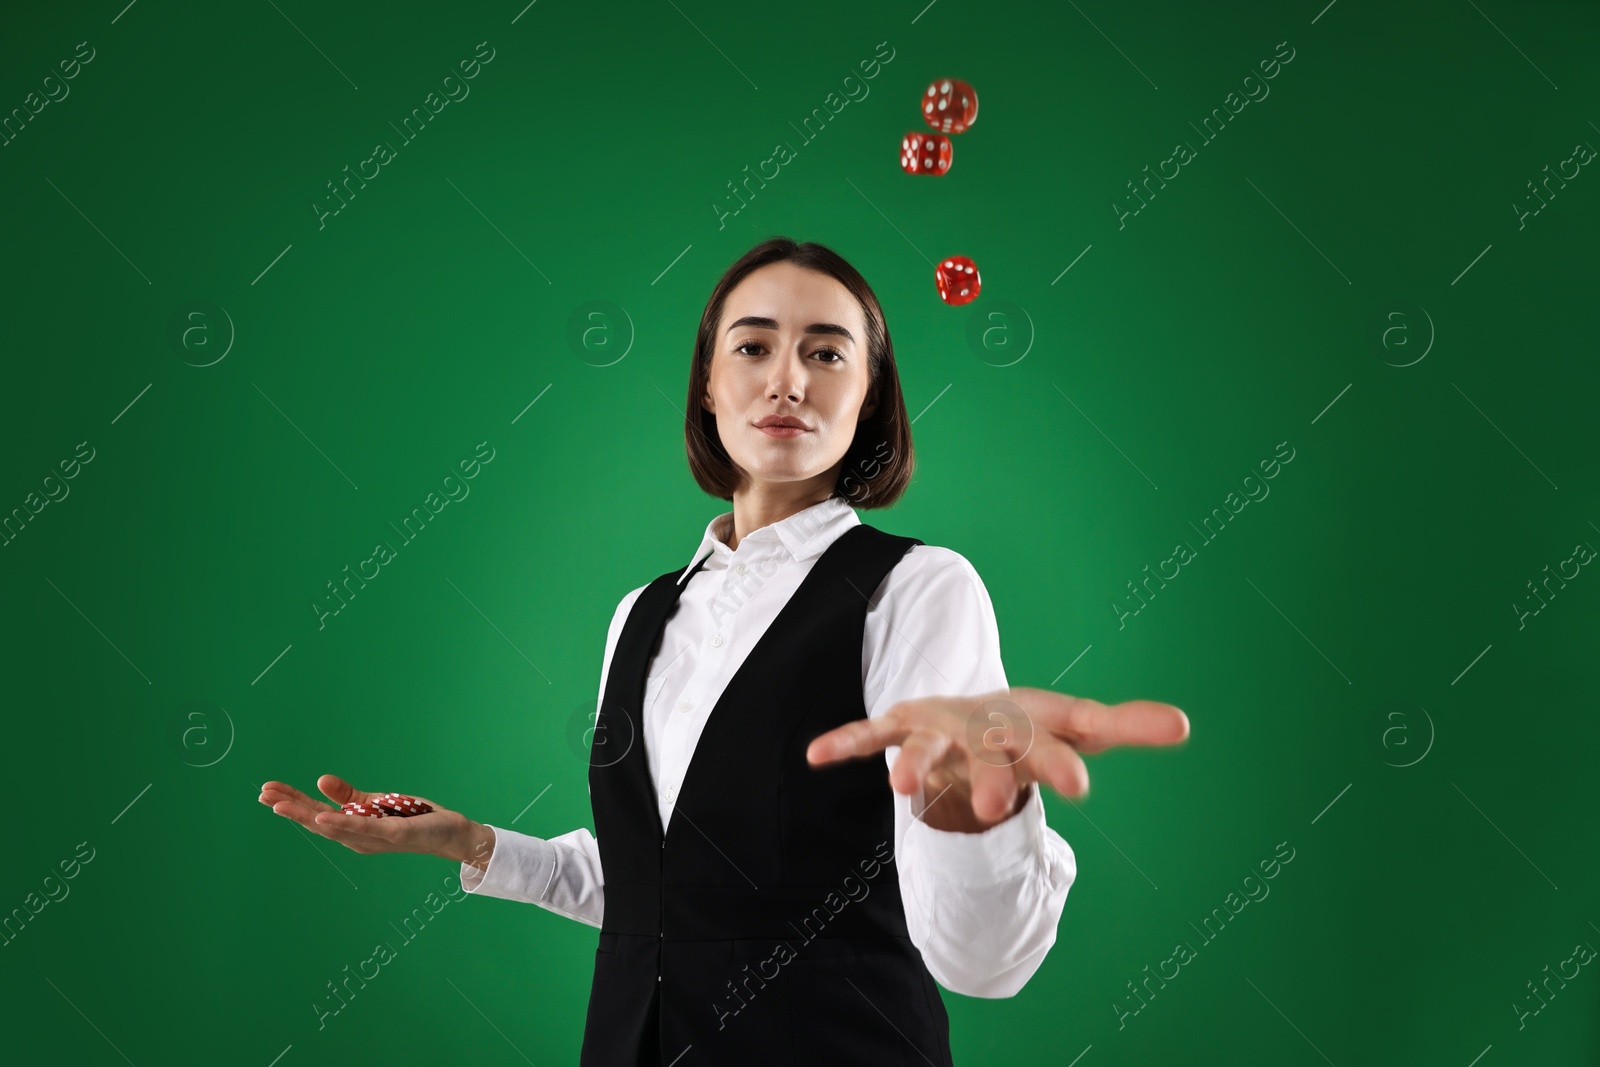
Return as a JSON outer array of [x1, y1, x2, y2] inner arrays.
[[767, 352, 806, 399]]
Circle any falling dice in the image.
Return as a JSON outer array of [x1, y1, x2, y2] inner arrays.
[[900, 132, 952, 175], [935, 256, 981, 306], [923, 79, 978, 134]]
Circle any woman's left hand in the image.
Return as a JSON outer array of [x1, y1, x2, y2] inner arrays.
[[805, 686, 1190, 833]]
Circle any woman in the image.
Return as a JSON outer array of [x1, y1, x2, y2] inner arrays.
[[261, 237, 1189, 1065]]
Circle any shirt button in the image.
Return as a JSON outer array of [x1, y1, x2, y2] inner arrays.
[[736, 563, 747, 575], [664, 785, 676, 802], [710, 635, 723, 648], [678, 700, 692, 714]]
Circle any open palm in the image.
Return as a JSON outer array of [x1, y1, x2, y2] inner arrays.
[[259, 774, 466, 859]]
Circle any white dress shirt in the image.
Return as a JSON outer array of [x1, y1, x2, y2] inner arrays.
[[460, 495, 1076, 997]]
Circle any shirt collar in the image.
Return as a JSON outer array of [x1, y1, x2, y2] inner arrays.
[[676, 495, 860, 584]]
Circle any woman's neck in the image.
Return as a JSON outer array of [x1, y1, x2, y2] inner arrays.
[[724, 480, 835, 552]]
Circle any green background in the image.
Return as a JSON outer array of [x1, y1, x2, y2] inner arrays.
[[2, 0, 1596, 1063]]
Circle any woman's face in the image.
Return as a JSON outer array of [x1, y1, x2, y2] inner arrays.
[[701, 260, 878, 496]]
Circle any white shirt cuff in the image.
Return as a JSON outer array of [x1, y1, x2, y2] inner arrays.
[[458, 824, 556, 904], [905, 783, 1046, 886]]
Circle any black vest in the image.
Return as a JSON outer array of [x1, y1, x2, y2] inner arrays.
[[580, 523, 955, 1066]]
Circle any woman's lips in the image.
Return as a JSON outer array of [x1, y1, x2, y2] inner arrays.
[[757, 425, 807, 437]]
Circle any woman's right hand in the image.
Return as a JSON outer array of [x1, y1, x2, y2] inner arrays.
[[259, 774, 495, 869]]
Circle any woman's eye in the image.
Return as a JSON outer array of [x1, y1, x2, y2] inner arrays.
[[732, 341, 843, 362]]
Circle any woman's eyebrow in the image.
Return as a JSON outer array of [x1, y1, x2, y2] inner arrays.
[[724, 315, 855, 344]]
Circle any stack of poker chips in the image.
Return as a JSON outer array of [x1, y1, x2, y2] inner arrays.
[[340, 792, 434, 819]]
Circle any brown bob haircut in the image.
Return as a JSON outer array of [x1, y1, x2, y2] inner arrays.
[[685, 237, 915, 509]]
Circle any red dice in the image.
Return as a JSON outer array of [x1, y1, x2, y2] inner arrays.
[[935, 256, 981, 306], [923, 78, 978, 134], [900, 132, 952, 175]]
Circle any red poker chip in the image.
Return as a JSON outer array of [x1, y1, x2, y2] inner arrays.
[[375, 793, 433, 817], [341, 802, 387, 818]]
